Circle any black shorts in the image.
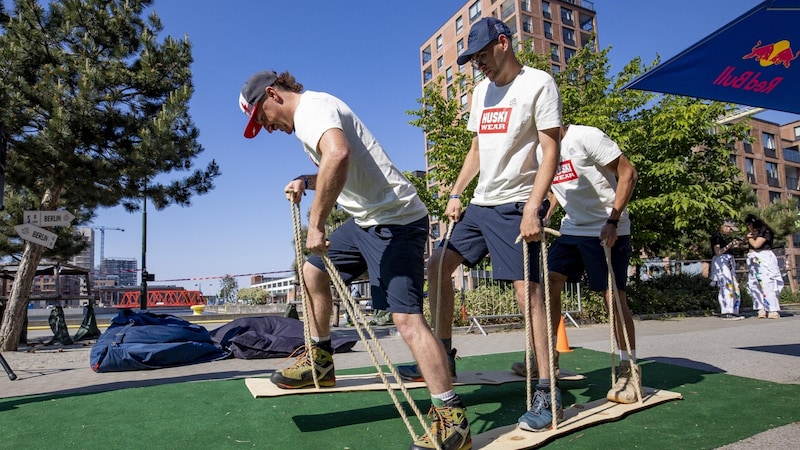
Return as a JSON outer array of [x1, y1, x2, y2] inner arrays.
[[307, 216, 428, 314]]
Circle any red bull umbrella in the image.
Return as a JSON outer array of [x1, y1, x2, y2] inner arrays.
[[623, 0, 800, 114]]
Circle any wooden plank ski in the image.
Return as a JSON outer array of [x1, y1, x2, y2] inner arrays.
[[245, 369, 585, 398], [473, 387, 683, 449]]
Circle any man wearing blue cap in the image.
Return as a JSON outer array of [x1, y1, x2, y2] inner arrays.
[[238, 70, 471, 450], [397, 17, 564, 432]]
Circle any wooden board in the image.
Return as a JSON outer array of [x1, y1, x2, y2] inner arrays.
[[473, 387, 683, 449], [245, 369, 585, 398]]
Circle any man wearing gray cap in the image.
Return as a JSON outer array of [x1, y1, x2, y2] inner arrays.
[[396, 16, 563, 432], [238, 70, 471, 450]]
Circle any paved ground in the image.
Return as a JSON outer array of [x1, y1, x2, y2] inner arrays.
[[1, 307, 798, 448]]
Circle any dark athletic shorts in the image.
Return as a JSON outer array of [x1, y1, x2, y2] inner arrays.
[[443, 203, 541, 282], [307, 216, 428, 314], [547, 234, 631, 291]]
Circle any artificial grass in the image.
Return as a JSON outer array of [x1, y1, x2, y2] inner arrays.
[[1, 348, 798, 449]]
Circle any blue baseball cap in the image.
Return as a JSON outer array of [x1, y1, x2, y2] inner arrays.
[[456, 17, 512, 65]]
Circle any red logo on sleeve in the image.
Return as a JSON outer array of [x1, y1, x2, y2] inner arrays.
[[553, 160, 577, 184], [479, 108, 511, 133]]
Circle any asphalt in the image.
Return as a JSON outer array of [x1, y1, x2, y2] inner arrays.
[[2, 306, 799, 449]]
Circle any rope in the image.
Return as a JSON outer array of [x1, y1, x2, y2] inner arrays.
[[603, 242, 643, 402], [518, 227, 561, 427], [288, 202, 438, 448], [291, 202, 320, 390]]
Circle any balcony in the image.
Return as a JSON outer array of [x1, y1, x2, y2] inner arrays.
[[746, 173, 756, 183], [767, 176, 781, 188], [764, 147, 777, 159], [501, 4, 516, 19], [787, 176, 800, 190]]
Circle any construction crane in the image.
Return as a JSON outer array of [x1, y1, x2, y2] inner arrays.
[[92, 226, 125, 275]]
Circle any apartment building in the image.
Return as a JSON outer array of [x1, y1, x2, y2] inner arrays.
[[419, 0, 598, 257], [733, 116, 800, 285]]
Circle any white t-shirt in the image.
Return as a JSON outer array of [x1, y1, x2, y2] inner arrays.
[[293, 91, 428, 227], [467, 67, 562, 205], [537, 124, 631, 236]]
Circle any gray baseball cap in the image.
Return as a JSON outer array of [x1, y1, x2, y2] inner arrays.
[[239, 70, 278, 138]]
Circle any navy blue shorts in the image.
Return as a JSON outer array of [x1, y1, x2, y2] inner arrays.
[[547, 235, 631, 291], [444, 203, 541, 282], [307, 216, 428, 314]]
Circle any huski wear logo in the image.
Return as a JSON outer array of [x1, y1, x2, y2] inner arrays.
[[479, 107, 511, 133], [553, 160, 577, 184]]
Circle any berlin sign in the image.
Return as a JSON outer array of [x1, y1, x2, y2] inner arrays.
[[14, 224, 58, 249], [23, 210, 75, 227]]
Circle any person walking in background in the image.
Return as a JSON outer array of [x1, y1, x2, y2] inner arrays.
[[238, 70, 470, 450], [534, 124, 639, 405], [744, 214, 783, 319], [396, 17, 564, 433], [710, 219, 744, 320]]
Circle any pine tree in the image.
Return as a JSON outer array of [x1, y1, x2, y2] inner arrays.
[[0, 0, 220, 350]]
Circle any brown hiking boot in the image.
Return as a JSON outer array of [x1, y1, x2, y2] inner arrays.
[[409, 395, 471, 450], [606, 360, 642, 404]]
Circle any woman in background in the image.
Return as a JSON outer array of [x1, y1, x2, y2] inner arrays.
[[744, 214, 783, 319], [710, 219, 743, 320]]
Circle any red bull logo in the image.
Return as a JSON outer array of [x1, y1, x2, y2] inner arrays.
[[742, 40, 799, 68]]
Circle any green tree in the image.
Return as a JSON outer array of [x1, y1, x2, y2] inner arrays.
[[237, 286, 268, 305], [218, 275, 238, 303], [0, 0, 220, 350]]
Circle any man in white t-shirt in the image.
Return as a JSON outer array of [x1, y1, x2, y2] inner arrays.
[[238, 70, 470, 450], [536, 124, 639, 404], [396, 17, 564, 432]]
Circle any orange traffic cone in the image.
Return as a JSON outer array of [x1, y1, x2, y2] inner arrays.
[[556, 316, 573, 353]]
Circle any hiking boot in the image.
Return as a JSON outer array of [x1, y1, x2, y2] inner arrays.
[[767, 311, 781, 319], [518, 385, 563, 432], [511, 352, 560, 378], [758, 310, 767, 319], [270, 343, 335, 389], [398, 348, 458, 382], [606, 360, 642, 404], [409, 395, 471, 450]]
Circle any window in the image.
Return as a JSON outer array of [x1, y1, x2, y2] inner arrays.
[[446, 67, 453, 83], [544, 21, 553, 39], [460, 93, 469, 110], [542, 1, 551, 19], [743, 139, 753, 153], [795, 126, 800, 140], [766, 161, 780, 187], [564, 48, 576, 62], [522, 16, 533, 33], [501, 1, 516, 20], [785, 146, 800, 163], [457, 38, 464, 53], [745, 158, 755, 183], [436, 35, 443, 52], [561, 7, 574, 25], [422, 46, 431, 64], [769, 191, 782, 203], [785, 165, 800, 190], [437, 56, 444, 70], [423, 67, 433, 83], [551, 64, 561, 73], [550, 43, 560, 62], [521, 1, 530, 12], [762, 132, 776, 151], [472, 66, 485, 82], [579, 12, 594, 32], [469, 1, 482, 22], [563, 28, 575, 46], [456, 16, 463, 34]]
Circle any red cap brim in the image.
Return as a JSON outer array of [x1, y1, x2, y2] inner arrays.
[[243, 107, 262, 139]]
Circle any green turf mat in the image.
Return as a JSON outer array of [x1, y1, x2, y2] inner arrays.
[[1, 348, 798, 449]]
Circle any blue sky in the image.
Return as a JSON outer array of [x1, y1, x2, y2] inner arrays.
[[86, 0, 798, 294]]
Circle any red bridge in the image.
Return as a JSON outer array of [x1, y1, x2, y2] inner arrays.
[[112, 289, 206, 308]]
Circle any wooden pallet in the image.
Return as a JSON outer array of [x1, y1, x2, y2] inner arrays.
[[473, 387, 683, 449], [245, 369, 585, 398]]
